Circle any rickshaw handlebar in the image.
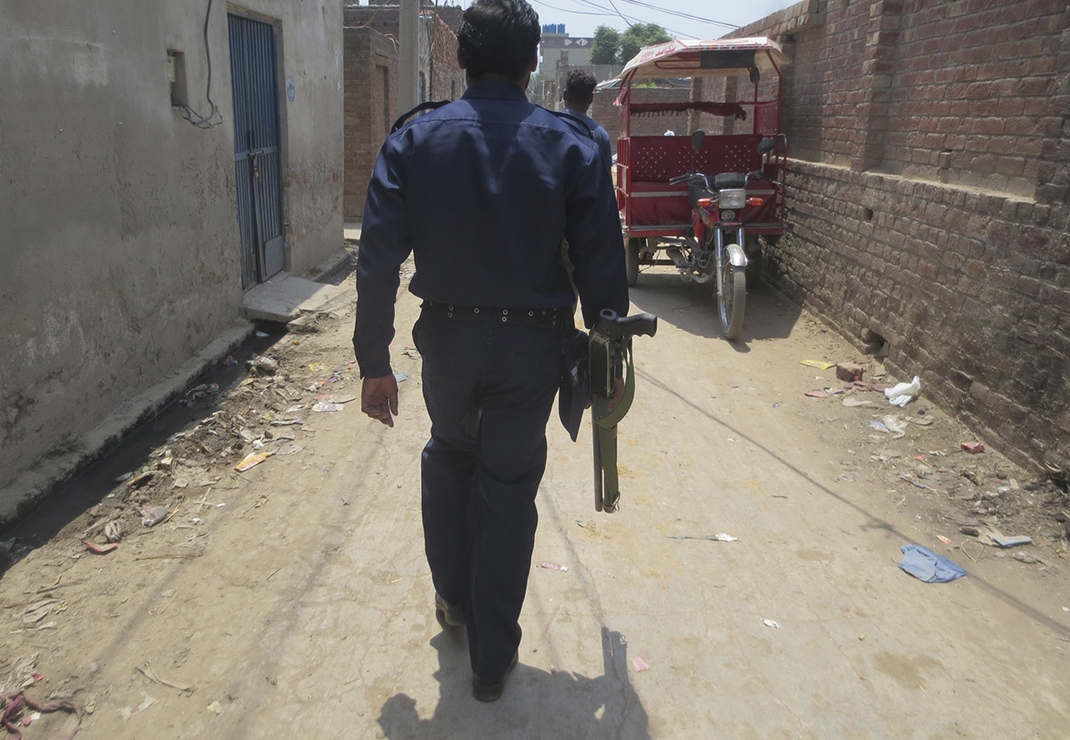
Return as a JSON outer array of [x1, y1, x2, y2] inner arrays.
[[668, 172, 707, 187], [668, 170, 779, 189]]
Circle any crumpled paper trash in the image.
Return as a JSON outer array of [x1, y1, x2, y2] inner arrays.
[[885, 376, 921, 407]]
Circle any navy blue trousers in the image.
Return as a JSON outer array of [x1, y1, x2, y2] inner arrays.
[[413, 313, 561, 681]]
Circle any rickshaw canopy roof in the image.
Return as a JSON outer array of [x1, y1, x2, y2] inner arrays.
[[618, 37, 790, 81]]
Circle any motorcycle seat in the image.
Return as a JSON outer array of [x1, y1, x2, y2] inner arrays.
[[713, 172, 747, 190]]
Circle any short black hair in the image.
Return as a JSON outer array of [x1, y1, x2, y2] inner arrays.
[[564, 69, 597, 102], [457, 0, 541, 81]]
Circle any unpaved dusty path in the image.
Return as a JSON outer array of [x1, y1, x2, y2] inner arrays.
[[2, 264, 1068, 739]]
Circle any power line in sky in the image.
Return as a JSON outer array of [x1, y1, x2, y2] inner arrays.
[[463, 0, 741, 39], [526, 0, 740, 36], [616, 0, 739, 30]]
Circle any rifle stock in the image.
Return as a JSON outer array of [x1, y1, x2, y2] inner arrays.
[[589, 310, 657, 512]]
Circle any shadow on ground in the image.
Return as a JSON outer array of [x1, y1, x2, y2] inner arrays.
[[378, 628, 651, 740], [627, 269, 802, 348]]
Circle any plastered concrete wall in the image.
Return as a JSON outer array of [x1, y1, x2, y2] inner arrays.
[[0, 0, 342, 501], [267, 0, 345, 277], [736, 0, 1070, 472]]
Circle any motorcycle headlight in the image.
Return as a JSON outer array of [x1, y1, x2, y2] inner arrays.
[[718, 189, 746, 210]]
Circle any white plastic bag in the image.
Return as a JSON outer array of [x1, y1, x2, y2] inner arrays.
[[885, 376, 921, 407]]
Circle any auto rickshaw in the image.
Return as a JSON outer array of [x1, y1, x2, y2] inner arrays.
[[614, 37, 790, 339]]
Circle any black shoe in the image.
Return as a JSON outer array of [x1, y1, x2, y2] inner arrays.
[[472, 652, 519, 703], [434, 593, 466, 627]]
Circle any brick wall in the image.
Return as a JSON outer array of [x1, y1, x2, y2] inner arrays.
[[427, 12, 463, 102], [344, 27, 398, 220], [735, 0, 1070, 472], [882, 0, 1062, 197], [343, 12, 463, 220]]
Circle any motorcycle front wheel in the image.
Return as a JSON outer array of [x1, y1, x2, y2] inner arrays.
[[717, 257, 746, 340]]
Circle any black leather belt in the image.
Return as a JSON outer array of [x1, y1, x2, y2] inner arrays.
[[421, 300, 571, 330]]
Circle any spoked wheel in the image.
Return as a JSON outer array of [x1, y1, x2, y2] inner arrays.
[[625, 237, 642, 286], [717, 248, 747, 340]]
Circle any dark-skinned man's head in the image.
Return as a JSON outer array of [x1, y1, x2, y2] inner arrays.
[[457, 0, 541, 83]]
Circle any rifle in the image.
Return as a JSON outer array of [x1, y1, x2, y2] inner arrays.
[[589, 309, 658, 512]]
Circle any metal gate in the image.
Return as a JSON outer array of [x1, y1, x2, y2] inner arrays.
[[228, 14, 284, 289]]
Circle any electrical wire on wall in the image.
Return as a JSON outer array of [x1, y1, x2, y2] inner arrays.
[[175, 0, 224, 129]]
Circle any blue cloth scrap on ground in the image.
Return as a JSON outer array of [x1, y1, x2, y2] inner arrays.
[[898, 544, 967, 583]]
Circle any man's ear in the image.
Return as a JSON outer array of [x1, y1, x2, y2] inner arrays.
[[529, 54, 537, 72], [457, 49, 466, 70]]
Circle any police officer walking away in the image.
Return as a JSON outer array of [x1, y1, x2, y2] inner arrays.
[[563, 69, 613, 170], [353, 0, 628, 702]]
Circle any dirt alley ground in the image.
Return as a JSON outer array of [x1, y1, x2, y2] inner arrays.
[[2, 259, 1069, 739]]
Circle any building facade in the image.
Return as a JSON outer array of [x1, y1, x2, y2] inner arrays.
[[1, 0, 344, 520], [539, 25, 594, 71]]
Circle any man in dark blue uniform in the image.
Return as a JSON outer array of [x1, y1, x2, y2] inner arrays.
[[563, 69, 613, 171], [353, 0, 628, 702]]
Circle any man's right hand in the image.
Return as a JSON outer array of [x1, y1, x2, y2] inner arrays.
[[361, 374, 399, 427], [588, 377, 625, 412]]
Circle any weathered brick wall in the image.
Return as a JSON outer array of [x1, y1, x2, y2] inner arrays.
[[344, 6, 463, 100], [344, 27, 398, 221], [882, 0, 1060, 197], [344, 5, 401, 38], [343, 12, 462, 220], [427, 12, 464, 102], [736, 0, 1070, 472]]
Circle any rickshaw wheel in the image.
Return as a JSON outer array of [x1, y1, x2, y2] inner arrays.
[[719, 265, 747, 340], [626, 238, 642, 286]]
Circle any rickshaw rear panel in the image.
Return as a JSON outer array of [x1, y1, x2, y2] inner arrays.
[[614, 37, 790, 243], [618, 133, 775, 232]]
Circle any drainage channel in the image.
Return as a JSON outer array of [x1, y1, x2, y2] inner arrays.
[[0, 322, 293, 568]]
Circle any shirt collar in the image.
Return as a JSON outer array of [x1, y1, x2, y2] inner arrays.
[[461, 79, 529, 102]]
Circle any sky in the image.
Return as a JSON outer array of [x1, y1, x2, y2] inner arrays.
[[445, 0, 799, 41]]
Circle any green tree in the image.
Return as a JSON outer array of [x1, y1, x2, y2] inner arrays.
[[619, 23, 671, 65], [590, 23, 671, 65], [590, 26, 621, 65]]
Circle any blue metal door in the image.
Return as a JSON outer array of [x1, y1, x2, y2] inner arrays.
[[228, 14, 284, 289]]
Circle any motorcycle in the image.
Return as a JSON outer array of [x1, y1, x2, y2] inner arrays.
[[660, 131, 779, 339]]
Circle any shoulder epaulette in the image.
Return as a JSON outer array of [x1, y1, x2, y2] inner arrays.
[[390, 100, 451, 134], [547, 108, 595, 140]]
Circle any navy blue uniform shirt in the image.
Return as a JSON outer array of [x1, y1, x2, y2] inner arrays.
[[353, 79, 629, 379], [565, 106, 613, 171]]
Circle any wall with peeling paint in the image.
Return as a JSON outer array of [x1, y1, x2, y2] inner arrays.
[[0, 0, 343, 505]]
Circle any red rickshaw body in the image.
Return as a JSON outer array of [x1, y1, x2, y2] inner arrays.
[[614, 38, 790, 242]]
